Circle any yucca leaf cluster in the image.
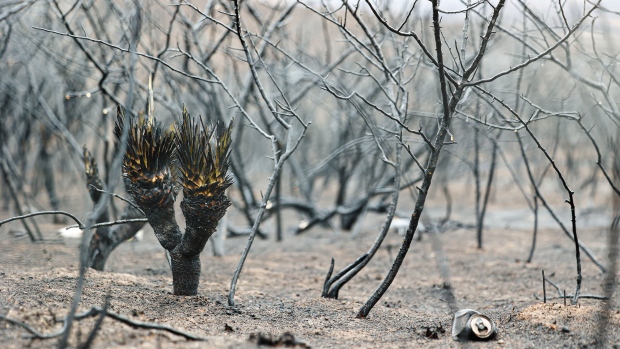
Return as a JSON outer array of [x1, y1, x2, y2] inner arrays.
[[176, 106, 233, 199], [114, 106, 177, 208], [114, 105, 232, 206]]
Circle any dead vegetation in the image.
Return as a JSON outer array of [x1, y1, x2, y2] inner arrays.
[[1, 0, 619, 348]]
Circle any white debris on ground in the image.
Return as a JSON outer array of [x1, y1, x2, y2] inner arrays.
[[57, 227, 84, 239], [389, 218, 424, 235], [57, 227, 144, 241]]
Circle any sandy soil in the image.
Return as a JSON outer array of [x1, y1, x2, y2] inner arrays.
[[0, 196, 619, 348]]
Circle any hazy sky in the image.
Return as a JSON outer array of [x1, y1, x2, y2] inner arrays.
[[293, 0, 620, 24]]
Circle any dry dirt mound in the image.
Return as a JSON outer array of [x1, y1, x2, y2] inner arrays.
[[518, 303, 619, 335]]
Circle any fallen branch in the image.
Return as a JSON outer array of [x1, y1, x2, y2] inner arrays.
[[0, 306, 208, 341], [0, 211, 148, 231], [534, 294, 608, 301]]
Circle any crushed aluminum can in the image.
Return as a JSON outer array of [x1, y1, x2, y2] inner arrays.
[[451, 309, 497, 341]]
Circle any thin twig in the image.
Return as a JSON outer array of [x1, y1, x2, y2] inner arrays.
[[88, 185, 145, 216], [0, 306, 208, 341], [0, 211, 84, 228], [463, 0, 602, 87], [542, 270, 546, 303], [510, 110, 583, 304], [539, 294, 608, 301], [527, 196, 539, 263]]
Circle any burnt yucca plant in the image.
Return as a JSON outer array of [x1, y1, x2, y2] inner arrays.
[[115, 105, 233, 295], [83, 146, 110, 262], [83, 144, 146, 271], [171, 107, 233, 295]]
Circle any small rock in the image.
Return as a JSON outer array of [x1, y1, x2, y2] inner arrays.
[[561, 326, 570, 333], [249, 332, 310, 348], [498, 339, 505, 344]]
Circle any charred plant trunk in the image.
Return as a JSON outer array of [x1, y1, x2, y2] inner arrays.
[[89, 205, 145, 271], [169, 185, 227, 295], [169, 253, 201, 295]]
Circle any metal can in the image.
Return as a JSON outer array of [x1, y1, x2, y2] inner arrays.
[[468, 314, 496, 339], [451, 309, 497, 341]]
